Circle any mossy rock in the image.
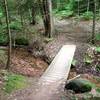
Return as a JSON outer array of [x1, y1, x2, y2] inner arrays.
[[65, 78, 94, 93]]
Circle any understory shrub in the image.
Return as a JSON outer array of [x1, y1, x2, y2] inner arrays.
[[96, 88, 100, 93], [55, 10, 74, 18], [0, 49, 7, 66], [10, 21, 22, 31], [80, 11, 93, 20], [95, 33, 100, 41], [96, 65, 100, 72], [3, 73, 26, 93], [15, 37, 29, 45], [0, 33, 8, 45]]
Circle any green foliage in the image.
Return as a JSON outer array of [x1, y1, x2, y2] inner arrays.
[[96, 65, 100, 72], [61, 10, 73, 18], [54, 0, 75, 18], [84, 55, 93, 64], [95, 47, 100, 52], [0, 12, 3, 18], [72, 59, 77, 66], [54, 0, 100, 20], [0, 25, 8, 45], [0, 6, 3, 18], [95, 34, 100, 41], [15, 37, 29, 45], [44, 37, 54, 43], [10, 21, 22, 30], [65, 78, 95, 93], [55, 10, 73, 18], [0, 33, 8, 45], [71, 96, 78, 100], [65, 0, 75, 11], [0, 49, 7, 65], [3, 74, 26, 93], [96, 88, 100, 93], [80, 11, 93, 20]]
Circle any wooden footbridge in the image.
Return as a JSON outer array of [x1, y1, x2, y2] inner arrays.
[[29, 45, 76, 100]]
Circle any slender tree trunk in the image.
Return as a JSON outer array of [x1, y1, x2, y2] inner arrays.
[[87, 0, 90, 12], [47, 0, 54, 38], [38, 0, 48, 36], [78, 0, 80, 16], [28, 8, 32, 23], [31, 6, 36, 25], [43, 0, 49, 37], [92, 0, 96, 44], [4, 0, 12, 69], [20, 14, 24, 27], [57, 0, 60, 10], [17, 9, 24, 30]]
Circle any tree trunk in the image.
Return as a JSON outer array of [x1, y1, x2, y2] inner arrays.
[[87, 0, 90, 12], [4, 0, 12, 69], [20, 14, 24, 27], [48, 0, 54, 38], [31, 6, 36, 25], [92, 0, 96, 44], [39, 0, 54, 38], [78, 0, 80, 16], [28, 8, 32, 24]]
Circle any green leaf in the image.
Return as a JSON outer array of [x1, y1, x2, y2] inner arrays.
[[95, 34, 100, 41], [96, 65, 100, 72], [72, 59, 77, 66], [84, 55, 93, 64], [95, 47, 100, 52], [80, 11, 93, 20], [0, 12, 3, 17], [4, 74, 27, 93], [0, 6, 3, 18]]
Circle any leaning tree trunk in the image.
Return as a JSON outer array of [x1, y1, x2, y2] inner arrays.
[[92, 0, 96, 44], [4, 0, 12, 69]]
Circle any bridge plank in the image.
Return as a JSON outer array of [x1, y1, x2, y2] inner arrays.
[[29, 45, 76, 100]]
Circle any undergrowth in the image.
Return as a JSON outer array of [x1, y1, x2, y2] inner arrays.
[[3, 73, 27, 93]]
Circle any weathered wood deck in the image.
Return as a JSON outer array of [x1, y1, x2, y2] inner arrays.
[[29, 45, 76, 100]]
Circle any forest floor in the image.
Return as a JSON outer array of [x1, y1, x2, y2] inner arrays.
[[0, 18, 100, 100]]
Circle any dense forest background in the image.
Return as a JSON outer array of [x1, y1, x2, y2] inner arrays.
[[0, 0, 100, 45]]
